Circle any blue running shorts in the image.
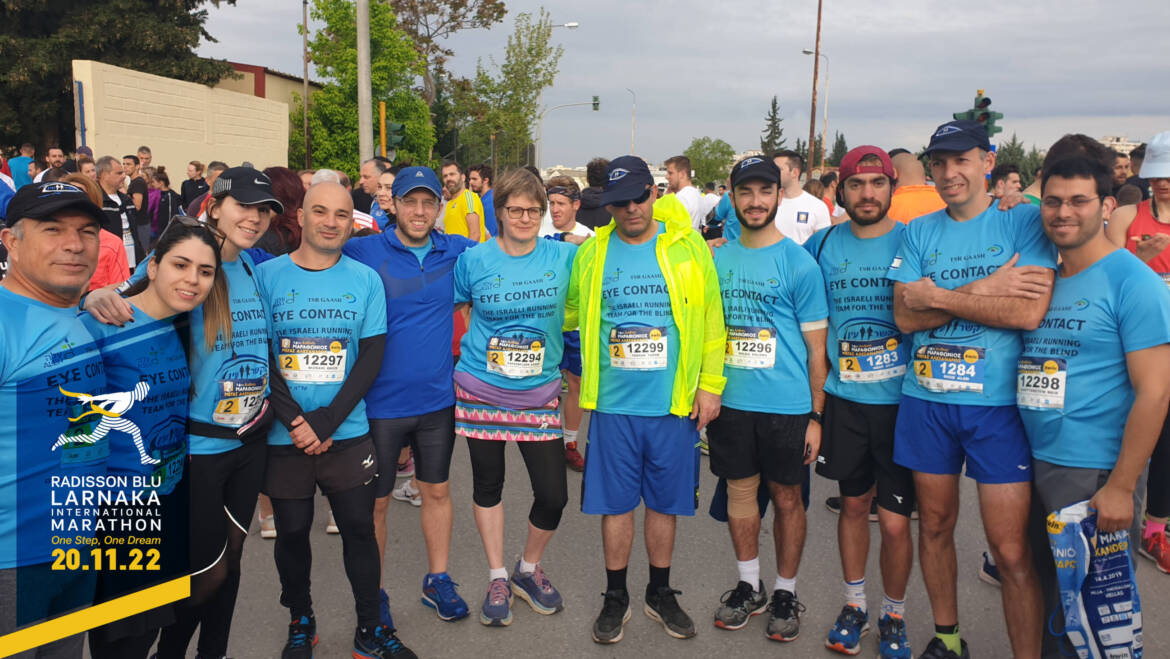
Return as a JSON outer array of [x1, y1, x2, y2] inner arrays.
[[893, 395, 1032, 484], [582, 412, 699, 516]]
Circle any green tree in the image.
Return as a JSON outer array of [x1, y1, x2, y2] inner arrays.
[[995, 133, 1027, 170], [794, 137, 807, 164], [760, 96, 786, 155], [828, 131, 847, 166], [0, 0, 236, 150], [289, 0, 434, 173], [810, 134, 824, 171], [683, 137, 735, 186]]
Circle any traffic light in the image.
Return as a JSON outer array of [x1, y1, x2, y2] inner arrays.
[[953, 90, 1003, 138], [386, 121, 405, 147], [592, 95, 599, 111]]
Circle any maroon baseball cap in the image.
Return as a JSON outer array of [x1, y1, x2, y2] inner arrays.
[[838, 146, 896, 183]]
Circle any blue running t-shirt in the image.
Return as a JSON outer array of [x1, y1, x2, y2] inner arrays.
[[887, 204, 1057, 406], [805, 222, 907, 405], [257, 254, 387, 445], [714, 238, 828, 414], [454, 239, 576, 390], [1019, 250, 1170, 469]]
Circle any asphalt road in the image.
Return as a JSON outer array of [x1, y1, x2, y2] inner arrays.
[[188, 436, 1164, 658]]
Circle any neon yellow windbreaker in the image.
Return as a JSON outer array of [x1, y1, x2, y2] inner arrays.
[[564, 194, 726, 416]]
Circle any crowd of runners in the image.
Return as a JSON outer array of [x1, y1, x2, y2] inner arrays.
[[2, 120, 1169, 659]]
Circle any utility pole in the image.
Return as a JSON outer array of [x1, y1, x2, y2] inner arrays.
[[356, 0, 373, 161], [626, 88, 636, 154], [302, 0, 311, 168], [807, 0, 823, 173]]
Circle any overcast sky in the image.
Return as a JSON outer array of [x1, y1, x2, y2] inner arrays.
[[198, 0, 1170, 168]]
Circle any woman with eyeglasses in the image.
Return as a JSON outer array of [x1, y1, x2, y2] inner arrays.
[[84, 167, 283, 659], [83, 217, 228, 658], [451, 169, 576, 627]]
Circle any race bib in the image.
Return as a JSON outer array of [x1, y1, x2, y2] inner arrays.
[[1017, 356, 1066, 410], [609, 326, 668, 370], [278, 337, 348, 383], [213, 376, 266, 425], [913, 343, 985, 393], [486, 334, 545, 379], [1160, 272, 1170, 290], [725, 326, 776, 369], [839, 336, 907, 383]]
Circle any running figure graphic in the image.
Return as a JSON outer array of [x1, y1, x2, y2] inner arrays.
[[53, 382, 159, 465]]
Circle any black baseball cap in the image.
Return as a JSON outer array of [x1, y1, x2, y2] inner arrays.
[[4, 181, 105, 228], [730, 156, 782, 189], [601, 155, 655, 206], [924, 120, 991, 156], [210, 167, 284, 213]]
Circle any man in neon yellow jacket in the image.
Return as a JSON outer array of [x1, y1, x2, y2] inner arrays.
[[564, 155, 725, 644]]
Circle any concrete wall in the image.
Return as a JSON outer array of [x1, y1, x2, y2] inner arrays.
[[72, 60, 290, 176]]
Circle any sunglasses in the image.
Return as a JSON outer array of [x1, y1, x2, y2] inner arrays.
[[611, 185, 652, 208], [160, 215, 226, 249]]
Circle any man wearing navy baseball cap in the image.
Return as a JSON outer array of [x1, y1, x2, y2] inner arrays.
[[568, 155, 726, 643], [886, 121, 1057, 659], [342, 165, 480, 626]]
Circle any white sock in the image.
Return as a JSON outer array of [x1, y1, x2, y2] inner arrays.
[[844, 578, 866, 612], [736, 557, 760, 591], [881, 594, 905, 618], [564, 429, 577, 446], [774, 575, 796, 594], [489, 567, 507, 581], [518, 559, 537, 575]]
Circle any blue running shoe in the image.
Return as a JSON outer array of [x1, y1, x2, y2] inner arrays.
[[825, 604, 869, 655], [379, 589, 395, 629], [510, 560, 564, 614], [878, 613, 912, 658], [978, 551, 1001, 587], [421, 572, 469, 621], [352, 624, 417, 659], [480, 577, 513, 626], [281, 615, 317, 659]]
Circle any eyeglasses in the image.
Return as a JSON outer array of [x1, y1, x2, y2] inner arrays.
[[161, 215, 226, 248], [504, 206, 543, 220], [1041, 195, 1103, 211], [395, 197, 440, 211]]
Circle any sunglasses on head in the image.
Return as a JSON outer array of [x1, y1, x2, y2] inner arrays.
[[160, 215, 226, 248]]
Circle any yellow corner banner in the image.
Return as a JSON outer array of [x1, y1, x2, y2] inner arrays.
[[0, 575, 189, 657]]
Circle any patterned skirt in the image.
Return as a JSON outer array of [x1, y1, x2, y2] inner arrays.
[[454, 382, 562, 442]]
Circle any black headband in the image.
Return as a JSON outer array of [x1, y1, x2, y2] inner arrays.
[[546, 186, 580, 202]]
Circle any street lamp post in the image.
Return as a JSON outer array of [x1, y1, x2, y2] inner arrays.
[[626, 88, 636, 154], [802, 49, 829, 171], [534, 20, 579, 169]]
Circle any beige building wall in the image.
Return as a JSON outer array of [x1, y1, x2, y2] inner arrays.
[[72, 60, 289, 177]]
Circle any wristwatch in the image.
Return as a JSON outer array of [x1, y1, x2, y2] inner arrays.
[[808, 411, 824, 425]]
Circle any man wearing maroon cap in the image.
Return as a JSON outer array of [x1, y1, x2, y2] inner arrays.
[[804, 147, 915, 657]]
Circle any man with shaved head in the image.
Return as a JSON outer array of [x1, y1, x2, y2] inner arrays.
[[256, 182, 416, 658], [888, 151, 945, 224]]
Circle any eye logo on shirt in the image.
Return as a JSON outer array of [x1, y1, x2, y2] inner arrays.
[[342, 293, 357, 304], [1074, 298, 1089, 310], [766, 277, 780, 288], [986, 244, 1004, 256], [543, 270, 556, 280]]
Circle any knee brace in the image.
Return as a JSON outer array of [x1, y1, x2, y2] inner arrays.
[[727, 474, 761, 519]]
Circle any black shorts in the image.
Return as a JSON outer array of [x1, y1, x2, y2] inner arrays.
[[264, 435, 378, 499], [707, 406, 808, 486], [816, 393, 914, 517], [369, 406, 456, 495]]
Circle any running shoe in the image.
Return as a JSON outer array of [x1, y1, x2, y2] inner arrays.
[[766, 589, 805, 642], [379, 589, 395, 630], [878, 613, 912, 659], [825, 604, 869, 655], [592, 589, 631, 644], [420, 572, 469, 621], [977, 551, 1001, 586], [281, 615, 317, 659], [713, 580, 767, 630], [259, 513, 277, 539], [479, 577, 513, 626], [1139, 530, 1170, 574], [392, 480, 421, 507], [644, 585, 696, 639], [918, 637, 970, 659], [396, 456, 414, 479], [326, 510, 339, 534], [511, 560, 564, 614], [352, 624, 417, 659], [565, 441, 585, 472]]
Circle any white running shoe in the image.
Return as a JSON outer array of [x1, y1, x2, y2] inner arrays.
[[326, 510, 339, 534], [259, 514, 277, 539], [392, 480, 422, 507]]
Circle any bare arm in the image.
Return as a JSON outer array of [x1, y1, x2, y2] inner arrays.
[[802, 325, 828, 464], [466, 213, 481, 242], [1104, 205, 1137, 249], [928, 270, 1054, 330]]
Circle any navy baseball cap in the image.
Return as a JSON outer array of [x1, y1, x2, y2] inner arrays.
[[730, 155, 781, 189], [4, 181, 105, 228], [391, 166, 442, 199], [601, 155, 655, 206], [211, 167, 284, 213], [924, 120, 991, 156]]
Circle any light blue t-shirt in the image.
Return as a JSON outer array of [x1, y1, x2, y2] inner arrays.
[[715, 238, 828, 414], [887, 204, 1057, 406], [454, 239, 576, 390], [805, 222, 908, 405], [257, 254, 387, 445], [83, 308, 190, 495], [1019, 250, 1170, 469], [9, 156, 33, 188], [597, 226, 680, 416], [716, 194, 737, 239], [0, 288, 107, 569], [407, 240, 432, 266], [188, 252, 271, 454]]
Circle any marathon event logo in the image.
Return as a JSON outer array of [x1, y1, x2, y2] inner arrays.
[[55, 382, 159, 465]]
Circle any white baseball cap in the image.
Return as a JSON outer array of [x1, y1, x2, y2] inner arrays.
[[1140, 131, 1170, 179]]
